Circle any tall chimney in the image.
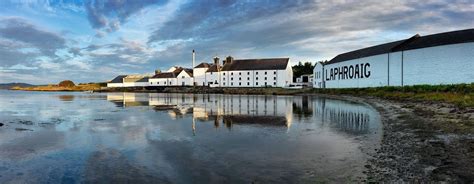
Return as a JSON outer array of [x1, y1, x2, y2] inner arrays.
[[192, 50, 195, 69], [213, 56, 219, 65]]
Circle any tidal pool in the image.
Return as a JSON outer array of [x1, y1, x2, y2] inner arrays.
[[0, 90, 381, 183]]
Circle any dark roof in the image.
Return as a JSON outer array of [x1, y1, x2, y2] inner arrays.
[[137, 77, 149, 82], [327, 29, 474, 64], [327, 40, 406, 64], [152, 67, 183, 78], [194, 63, 212, 68], [393, 29, 474, 51], [183, 68, 193, 77], [206, 64, 221, 72], [221, 58, 289, 71], [109, 75, 127, 83]]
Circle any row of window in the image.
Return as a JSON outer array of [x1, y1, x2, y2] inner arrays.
[[223, 71, 277, 76], [150, 81, 172, 85], [215, 82, 277, 86], [315, 71, 321, 79], [223, 77, 277, 81]]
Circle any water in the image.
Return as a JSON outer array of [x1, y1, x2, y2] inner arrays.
[[0, 90, 382, 183]]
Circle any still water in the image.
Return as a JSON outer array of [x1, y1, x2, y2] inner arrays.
[[0, 90, 381, 183]]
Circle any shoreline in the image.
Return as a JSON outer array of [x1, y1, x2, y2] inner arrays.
[[357, 96, 473, 182], [7, 86, 474, 182]]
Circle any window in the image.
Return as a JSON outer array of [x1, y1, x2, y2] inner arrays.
[[239, 82, 241, 86], [182, 76, 185, 78], [158, 82, 160, 84], [274, 77, 276, 80], [247, 77, 250, 80], [165, 82, 167, 84], [247, 82, 250, 85], [231, 82, 233, 86], [273, 82, 276, 85], [223, 82, 226, 85], [231, 77, 233, 80], [239, 72, 241, 75], [211, 72, 213, 74], [223, 73, 226, 75], [256, 72, 258, 75], [264, 77, 267, 80], [256, 82, 259, 85], [247, 72, 250, 75], [223, 77, 225, 80], [274, 71, 276, 74], [265, 82, 267, 86], [265, 72, 267, 75], [256, 77, 258, 80], [239, 77, 241, 80], [231, 72, 233, 75]]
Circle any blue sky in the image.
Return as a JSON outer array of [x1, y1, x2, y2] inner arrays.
[[0, 0, 472, 84]]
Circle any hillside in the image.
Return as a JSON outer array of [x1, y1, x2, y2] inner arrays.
[[0, 83, 35, 90]]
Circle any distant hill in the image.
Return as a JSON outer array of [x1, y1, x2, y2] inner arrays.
[[0, 83, 35, 89]]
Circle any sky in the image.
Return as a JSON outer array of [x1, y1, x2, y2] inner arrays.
[[0, 0, 472, 84]]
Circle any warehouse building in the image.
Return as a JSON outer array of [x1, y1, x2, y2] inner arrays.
[[314, 29, 474, 88], [195, 56, 293, 87]]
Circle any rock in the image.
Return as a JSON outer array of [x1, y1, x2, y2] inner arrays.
[[15, 128, 33, 131]]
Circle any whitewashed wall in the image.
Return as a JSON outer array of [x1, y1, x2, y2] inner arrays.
[[193, 68, 208, 86], [123, 81, 149, 87], [402, 42, 474, 86], [313, 63, 324, 88], [177, 71, 193, 86], [323, 54, 388, 88], [107, 83, 123, 88], [315, 42, 474, 88]]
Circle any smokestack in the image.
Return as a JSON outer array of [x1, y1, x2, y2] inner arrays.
[[213, 56, 219, 65], [192, 50, 195, 69]]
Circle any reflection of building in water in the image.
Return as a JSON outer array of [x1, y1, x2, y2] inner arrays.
[[292, 96, 313, 119], [105, 93, 378, 135], [313, 97, 375, 135], [107, 93, 296, 131], [107, 93, 149, 107]]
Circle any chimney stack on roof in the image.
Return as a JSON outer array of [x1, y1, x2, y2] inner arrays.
[[225, 56, 234, 65], [213, 56, 220, 65]]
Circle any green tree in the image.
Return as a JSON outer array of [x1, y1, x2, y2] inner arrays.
[[292, 61, 315, 81]]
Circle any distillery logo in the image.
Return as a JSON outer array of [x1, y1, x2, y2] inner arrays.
[[325, 63, 371, 81]]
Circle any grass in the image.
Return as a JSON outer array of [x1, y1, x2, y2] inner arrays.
[[11, 83, 104, 91], [310, 83, 474, 108]]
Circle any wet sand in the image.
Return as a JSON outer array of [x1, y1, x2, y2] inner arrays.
[[326, 95, 474, 183]]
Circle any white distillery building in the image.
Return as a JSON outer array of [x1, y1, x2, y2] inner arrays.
[[314, 29, 474, 88], [195, 56, 293, 87]]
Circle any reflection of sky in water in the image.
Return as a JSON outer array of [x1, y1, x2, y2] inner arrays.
[[0, 91, 381, 183]]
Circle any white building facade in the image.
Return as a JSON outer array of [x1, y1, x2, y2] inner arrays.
[[204, 57, 292, 88], [314, 29, 474, 88]]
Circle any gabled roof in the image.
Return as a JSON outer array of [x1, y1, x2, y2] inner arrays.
[[206, 64, 221, 72], [194, 63, 212, 68], [221, 58, 289, 71], [109, 75, 127, 83], [393, 29, 474, 51], [151, 67, 183, 78], [327, 29, 474, 64], [327, 40, 406, 64], [179, 68, 193, 77]]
